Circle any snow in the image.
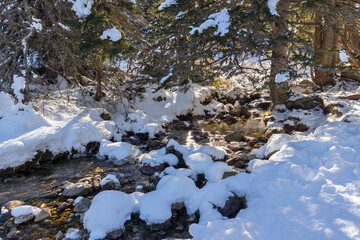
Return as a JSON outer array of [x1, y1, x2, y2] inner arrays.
[[11, 205, 40, 223], [140, 148, 179, 166], [59, 22, 70, 31], [12, 75, 26, 102], [139, 175, 198, 224], [158, 0, 177, 11], [340, 50, 350, 62], [268, 0, 280, 16], [98, 140, 140, 162], [74, 196, 84, 204], [100, 27, 122, 42], [30, 17, 42, 31], [71, 0, 94, 18], [160, 72, 173, 84], [84, 191, 137, 240], [100, 174, 120, 186], [275, 72, 288, 83], [190, 9, 230, 37], [65, 229, 81, 239], [190, 118, 360, 239]]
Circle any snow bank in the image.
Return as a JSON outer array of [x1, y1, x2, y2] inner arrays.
[[11, 205, 40, 217], [71, 0, 94, 18], [0, 107, 115, 170], [100, 174, 120, 187], [98, 140, 140, 162], [268, 0, 280, 16], [84, 191, 136, 240], [139, 175, 198, 224], [190, 120, 360, 239]]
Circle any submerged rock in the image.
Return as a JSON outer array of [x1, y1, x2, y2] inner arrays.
[[140, 163, 168, 176], [264, 127, 285, 139]]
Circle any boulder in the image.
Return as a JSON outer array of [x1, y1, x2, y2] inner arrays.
[[140, 163, 168, 176], [34, 208, 51, 223], [224, 132, 244, 142], [63, 182, 92, 197], [14, 213, 34, 224], [224, 87, 247, 105], [291, 79, 318, 94], [286, 95, 324, 110], [227, 142, 249, 152], [230, 106, 251, 118], [74, 198, 91, 213]]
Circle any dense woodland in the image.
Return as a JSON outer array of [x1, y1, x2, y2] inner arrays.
[[1, 0, 359, 104]]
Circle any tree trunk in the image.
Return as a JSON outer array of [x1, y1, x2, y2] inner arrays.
[[313, 3, 339, 87], [94, 68, 104, 101], [269, 0, 291, 106]]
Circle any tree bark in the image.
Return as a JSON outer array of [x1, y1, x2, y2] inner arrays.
[[313, 3, 339, 87], [269, 0, 291, 106]]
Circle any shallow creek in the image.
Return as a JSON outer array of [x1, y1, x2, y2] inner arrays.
[[0, 115, 266, 239]]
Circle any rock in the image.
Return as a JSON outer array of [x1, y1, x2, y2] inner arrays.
[[106, 229, 124, 239], [100, 112, 111, 121], [0, 211, 11, 225], [41, 191, 58, 198], [222, 114, 238, 125], [55, 231, 64, 240], [224, 132, 244, 142], [338, 94, 360, 100], [230, 106, 251, 118], [74, 198, 91, 213], [291, 79, 318, 94], [140, 163, 168, 176], [100, 180, 116, 190], [65, 228, 81, 239], [6, 227, 20, 239], [4, 200, 24, 211], [264, 127, 285, 139], [224, 87, 247, 105], [249, 101, 272, 110], [286, 95, 324, 110], [58, 202, 71, 212], [14, 213, 34, 224], [63, 182, 92, 197], [34, 208, 51, 223], [217, 194, 247, 218], [227, 142, 249, 152], [149, 219, 171, 231], [146, 140, 166, 150], [324, 103, 343, 117], [172, 202, 185, 211], [135, 132, 149, 141]]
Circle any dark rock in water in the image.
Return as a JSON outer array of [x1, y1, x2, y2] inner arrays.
[[146, 140, 166, 151], [140, 163, 168, 176], [86, 142, 100, 154], [41, 191, 58, 198], [250, 101, 271, 111], [136, 132, 149, 141], [286, 95, 324, 111], [149, 219, 171, 231], [224, 132, 244, 142], [74, 198, 91, 213], [227, 142, 249, 152], [222, 114, 238, 125], [6, 227, 20, 239], [106, 229, 124, 239], [230, 106, 251, 118], [0, 211, 11, 225], [100, 112, 111, 121], [170, 120, 191, 131], [63, 182, 92, 197], [217, 194, 247, 218]]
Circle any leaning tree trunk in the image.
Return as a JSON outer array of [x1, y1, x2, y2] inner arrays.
[[269, 0, 291, 106], [313, 3, 339, 87]]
